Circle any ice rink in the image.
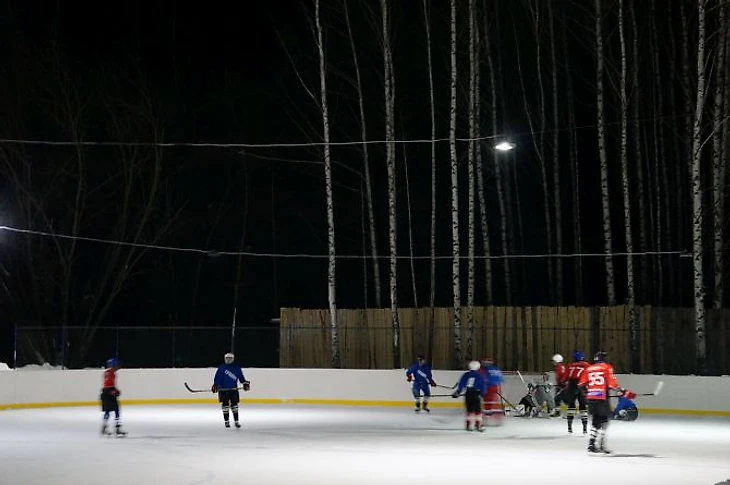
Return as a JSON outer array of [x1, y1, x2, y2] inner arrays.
[[1, 404, 729, 485]]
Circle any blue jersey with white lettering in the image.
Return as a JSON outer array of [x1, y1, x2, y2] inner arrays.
[[406, 362, 434, 385], [213, 364, 246, 389], [482, 364, 504, 387], [455, 370, 486, 394]]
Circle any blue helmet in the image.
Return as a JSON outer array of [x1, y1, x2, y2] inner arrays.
[[106, 358, 120, 369], [571, 350, 585, 362], [594, 351, 607, 363]]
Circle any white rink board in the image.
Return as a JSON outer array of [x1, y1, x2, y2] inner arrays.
[[0, 367, 729, 415]]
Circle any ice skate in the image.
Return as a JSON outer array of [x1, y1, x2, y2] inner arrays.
[[422, 404, 430, 413], [224, 421, 231, 428], [101, 424, 112, 436], [234, 421, 241, 429], [115, 425, 127, 437], [414, 402, 421, 413]]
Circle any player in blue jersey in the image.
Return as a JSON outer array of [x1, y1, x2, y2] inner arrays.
[[406, 354, 437, 412], [453, 360, 487, 431], [612, 391, 638, 421], [212, 353, 250, 428]]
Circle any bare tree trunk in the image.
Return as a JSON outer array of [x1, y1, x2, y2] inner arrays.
[[344, 0, 382, 309], [548, 1, 563, 305], [619, 0, 637, 371], [561, 11, 582, 305], [680, 2, 692, 256], [449, 0, 462, 367], [466, 0, 477, 357], [314, 0, 339, 368], [712, 4, 727, 309], [482, 10, 501, 305], [423, 0, 437, 314], [629, 0, 648, 304], [596, 0, 616, 304], [381, 0, 400, 367], [691, 0, 708, 373], [650, 0, 665, 305], [402, 140, 418, 307]]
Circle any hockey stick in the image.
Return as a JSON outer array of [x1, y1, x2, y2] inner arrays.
[[435, 384, 458, 390], [636, 380, 664, 397], [609, 381, 664, 398], [184, 382, 243, 393]]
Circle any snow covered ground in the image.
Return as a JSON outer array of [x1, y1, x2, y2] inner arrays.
[[1, 405, 729, 485]]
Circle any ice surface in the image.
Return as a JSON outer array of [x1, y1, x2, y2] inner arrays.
[[1, 405, 729, 485]]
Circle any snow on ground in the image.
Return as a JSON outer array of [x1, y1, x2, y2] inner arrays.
[[1, 405, 729, 485]]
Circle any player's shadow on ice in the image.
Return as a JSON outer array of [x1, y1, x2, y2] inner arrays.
[[605, 453, 663, 458], [496, 435, 563, 441]]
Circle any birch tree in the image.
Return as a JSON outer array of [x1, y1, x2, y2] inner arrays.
[[547, 2, 563, 305], [449, 0, 462, 367], [423, 0, 437, 313], [314, 0, 339, 368], [691, 0, 708, 372], [629, 0, 648, 302], [712, 3, 727, 309], [466, 0, 478, 356], [596, 0, 616, 304], [561, 10, 582, 304], [618, 0, 637, 370], [381, 0, 400, 366], [343, 0, 382, 309], [481, 9, 499, 304]]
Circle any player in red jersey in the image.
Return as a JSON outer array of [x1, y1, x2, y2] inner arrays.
[[552, 354, 568, 417], [100, 358, 126, 437], [564, 350, 589, 434], [578, 351, 633, 454]]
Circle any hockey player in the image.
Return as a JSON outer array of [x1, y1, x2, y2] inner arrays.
[[406, 354, 437, 412], [612, 392, 638, 421], [452, 360, 487, 431], [552, 353, 568, 416], [480, 357, 505, 425], [564, 350, 589, 434], [517, 384, 539, 417], [100, 358, 126, 437], [531, 374, 558, 417], [212, 353, 251, 428], [578, 351, 634, 454]]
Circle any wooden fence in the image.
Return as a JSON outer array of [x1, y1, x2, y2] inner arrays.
[[279, 306, 730, 374]]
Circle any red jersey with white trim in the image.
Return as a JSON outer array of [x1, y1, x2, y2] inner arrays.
[[565, 361, 589, 383], [578, 362, 619, 401], [103, 368, 117, 389], [554, 363, 568, 387]]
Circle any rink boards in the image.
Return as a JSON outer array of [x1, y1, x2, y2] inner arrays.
[[0, 367, 728, 416]]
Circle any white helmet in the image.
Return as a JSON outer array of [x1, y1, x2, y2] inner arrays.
[[224, 353, 234, 364], [469, 360, 481, 371], [552, 353, 563, 364]]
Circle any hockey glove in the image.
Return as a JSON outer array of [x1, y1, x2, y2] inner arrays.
[[406, 375, 413, 383], [621, 389, 636, 399], [243, 381, 251, 391], [211, 384, 219, 393], [429, 379, 437, 387]]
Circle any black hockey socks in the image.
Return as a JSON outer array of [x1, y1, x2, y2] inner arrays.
[[567, 408, 575, 432], [580, 410, 588, 434], [232, 405, 240, 424], [222, 405, 230, 425]]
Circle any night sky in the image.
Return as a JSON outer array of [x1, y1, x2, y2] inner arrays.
[[0, 1, 721, 368]]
